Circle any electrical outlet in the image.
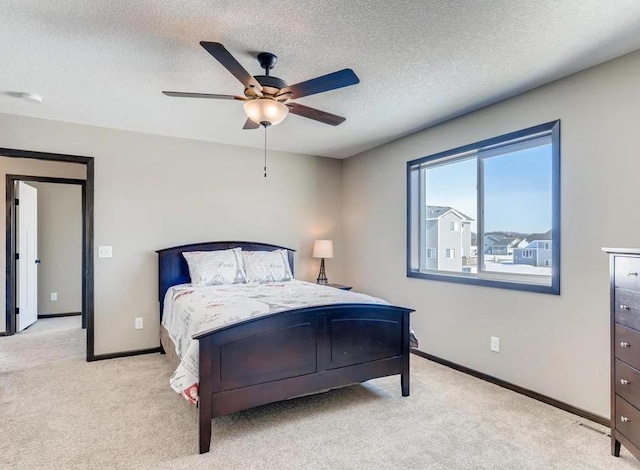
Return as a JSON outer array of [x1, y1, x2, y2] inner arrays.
[[98, 246, 113, 258], [135, 317, 144, 330], [491, 336, 500, 353], [50, 292, 57, 301]]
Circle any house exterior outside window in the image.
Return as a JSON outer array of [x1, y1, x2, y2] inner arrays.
[[422, 206, 473, 272], [407, 120, 560, 294], [513, 239, 552, 267], [484, 235, 519, 256]]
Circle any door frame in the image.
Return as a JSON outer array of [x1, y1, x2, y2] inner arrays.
[[2, 148, 95, 361]]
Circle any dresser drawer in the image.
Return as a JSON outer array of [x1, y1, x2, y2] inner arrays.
[[616, 395, 640, 444], [615, 289, 640, 331], [616, 360, 640, 410], [615, 256, 640, 292], [615, 323, 640, 371]]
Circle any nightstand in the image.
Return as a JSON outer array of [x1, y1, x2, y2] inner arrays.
[[326, 283, 352, 291]]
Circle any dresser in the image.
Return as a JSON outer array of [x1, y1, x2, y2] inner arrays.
[[604, 248, 640, 460]]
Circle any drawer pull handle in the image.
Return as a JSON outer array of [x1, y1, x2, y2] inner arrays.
[[621, 342, 631, 348], [629, 272, 639, 277], [621, 305, 631, 311], [621, 379, 631, 385], [621, 416, 631, 423]]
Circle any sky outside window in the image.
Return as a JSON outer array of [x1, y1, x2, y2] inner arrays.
[[425, 157, 477, 232], [483, 144, 552, 234], [424, 144, 551, 235]]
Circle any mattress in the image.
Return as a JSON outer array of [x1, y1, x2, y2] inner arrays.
[[161, 280, 415, 403]]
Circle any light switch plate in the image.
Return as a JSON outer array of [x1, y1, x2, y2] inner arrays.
[[490, 336, 500, 353], [98, 246, 113, 258], [135, 317, 144, 330], [50, 292, 57, 301]]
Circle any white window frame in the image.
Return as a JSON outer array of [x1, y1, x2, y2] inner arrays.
[[446, 248, 455, 259], [426, 248, 436, 259]]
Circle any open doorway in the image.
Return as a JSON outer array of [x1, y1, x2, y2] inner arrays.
[[13, 180, 84, 334], [7, 176, 86, 335], [2, 148, 95, 361]]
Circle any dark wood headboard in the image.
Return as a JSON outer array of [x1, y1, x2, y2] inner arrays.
[[156, 241, 296, 320]]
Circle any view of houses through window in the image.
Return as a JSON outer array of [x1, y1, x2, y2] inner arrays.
[[408, 121, 560, 293], [423, 143, 552, 280]]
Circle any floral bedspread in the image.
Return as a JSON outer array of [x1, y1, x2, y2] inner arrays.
[[162, 280, 415, 403]]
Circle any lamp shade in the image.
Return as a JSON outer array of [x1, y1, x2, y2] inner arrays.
[[243, 98, 289, 126], [312, 240, 334, 259]]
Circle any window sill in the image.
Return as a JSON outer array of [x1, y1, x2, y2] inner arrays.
[[406, 269, 560, 295]]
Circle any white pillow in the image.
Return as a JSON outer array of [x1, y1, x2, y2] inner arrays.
[[182, 248, 247, 286], [243, 249, 293, 283]]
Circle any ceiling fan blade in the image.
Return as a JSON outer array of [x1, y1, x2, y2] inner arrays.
[[200, 42, 263, 92], [162, 91, 245, 100], [286, 102, 346, 126], [243, 118, 260, 130], [278, 69, 359, 99]]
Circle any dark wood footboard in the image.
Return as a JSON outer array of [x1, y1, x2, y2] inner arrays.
[[194, 303, 413, 454]]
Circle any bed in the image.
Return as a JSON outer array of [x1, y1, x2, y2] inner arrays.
[[157, 241, 414, 454]]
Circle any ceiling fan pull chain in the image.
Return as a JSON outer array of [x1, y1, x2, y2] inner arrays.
[[264, 125, 267, 178]]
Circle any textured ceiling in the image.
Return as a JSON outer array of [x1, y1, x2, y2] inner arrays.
[[2, 1, 640, 158]]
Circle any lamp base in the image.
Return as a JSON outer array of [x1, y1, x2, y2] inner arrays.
[[316, 258, 328, 285]]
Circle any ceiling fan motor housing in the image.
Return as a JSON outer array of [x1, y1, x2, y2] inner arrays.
[[245, 75, 288, 99]]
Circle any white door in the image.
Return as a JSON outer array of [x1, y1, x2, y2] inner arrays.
[[17, 182, 38, 332]]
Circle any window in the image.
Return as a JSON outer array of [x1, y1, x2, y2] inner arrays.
[[426, 248, 436, 258], [407, 121, 560, 294]]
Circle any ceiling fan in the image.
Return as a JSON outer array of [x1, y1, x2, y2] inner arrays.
[[162, 42, 360, 129]]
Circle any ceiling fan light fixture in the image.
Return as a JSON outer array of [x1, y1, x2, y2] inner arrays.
[[243, 98, 289, 127]]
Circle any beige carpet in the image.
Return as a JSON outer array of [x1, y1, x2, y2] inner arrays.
[[1, 317, 639, 470]]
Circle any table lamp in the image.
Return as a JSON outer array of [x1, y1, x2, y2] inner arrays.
[[312, 240, 334, 285]]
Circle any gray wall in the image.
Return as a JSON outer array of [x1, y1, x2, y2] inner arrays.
[[343, 49, 640, 418], [0, 116, 344, 356], [31, 182, 83, 315]]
